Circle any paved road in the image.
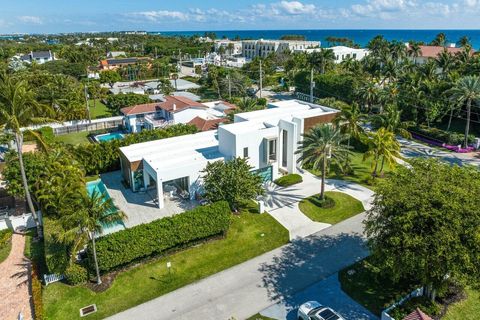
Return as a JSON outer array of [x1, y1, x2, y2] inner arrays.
[[398, 137, 480, 167], [108, 212, 369, 320], [259, 274, 377, 320]]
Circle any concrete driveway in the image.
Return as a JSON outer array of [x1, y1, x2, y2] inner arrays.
[[259, 273, 377, 320], [261, 170, 374, 239]]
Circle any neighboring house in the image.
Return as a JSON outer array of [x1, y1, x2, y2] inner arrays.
[[20, 50, 55, 64], [306, 46, 370, 63], [107, 51, 127, 58], [119, 99, 339, 208], [143, 79, 200, 93], [402, 308, 433, 320], [214, 39, 243, 56], [242, 39, 320, 59], [120, 96, 235, 133], [99, 57, 150, 70], [406, 44, 475, 64]]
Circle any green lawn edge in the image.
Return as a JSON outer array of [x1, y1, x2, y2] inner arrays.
[[299, 191, 365, 224], [43, 207, 289, 320]]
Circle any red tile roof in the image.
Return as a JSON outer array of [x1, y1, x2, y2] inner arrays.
[[403, 308, 433, 320], [121, 96, 206, 115], [188, 116, 227, 131], [413, 45, 475, 58]]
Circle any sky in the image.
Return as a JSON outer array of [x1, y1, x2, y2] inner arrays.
[[1, 0, 480, 33]]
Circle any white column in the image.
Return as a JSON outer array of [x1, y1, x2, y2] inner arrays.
[[143, 170, 149, 191], [157, 178, 164, 209]]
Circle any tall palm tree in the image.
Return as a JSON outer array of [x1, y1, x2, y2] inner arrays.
[[308, 49, 335, 74], [447, 75, 480, 148], [408, 43, 422, 64], [357, 81, 380, 113], [238, 97, 258, 111], [296, 125, 350, 201], [0, 74, 54, 238], [60, 191, 126, 285], [371, 104, 411, 138], [436, 50, 454, 79], [363, 128, 400, 177], [334, 103, 367, 146]]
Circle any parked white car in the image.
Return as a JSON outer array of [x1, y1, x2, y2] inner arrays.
[[297, 301, 345, 320]]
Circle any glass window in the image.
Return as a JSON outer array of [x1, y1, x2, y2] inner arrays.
[[268, 139, 277, 161], [243, 147, 249, 158]]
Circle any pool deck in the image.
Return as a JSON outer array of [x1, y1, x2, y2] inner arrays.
[[100, 171, 198, 228]]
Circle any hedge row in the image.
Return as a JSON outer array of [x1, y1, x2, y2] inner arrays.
[[410, 125, 475, 146], [274, 174, 303, 187], [43, 217, 69, 274], [71, 124, 198, 175], [88, 201, 232, 272]]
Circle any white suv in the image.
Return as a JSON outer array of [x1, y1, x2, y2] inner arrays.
[[297, 301, 345, 320]]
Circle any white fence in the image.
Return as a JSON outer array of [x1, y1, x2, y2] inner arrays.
[[23, 116, 124, 136], [381, 287, 424, 320], [0, 211, 42, 231]]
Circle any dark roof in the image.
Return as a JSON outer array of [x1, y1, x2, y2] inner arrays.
[[31, 51, 52, 59], [106, 58, 139, 65], [188, 116, 227, 131]]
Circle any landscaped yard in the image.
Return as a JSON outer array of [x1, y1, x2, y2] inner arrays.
[[309, 151, 395, 189], [43, 203, 289, 319], [89, 100, 111, 119], [339, 257, 417, 316], [54, 131, 91, 145], [443, 288, 480, 320], [299, 191, 365, 224]]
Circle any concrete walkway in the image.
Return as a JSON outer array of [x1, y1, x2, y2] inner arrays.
[[398, 136, 480, 167], [108, 212, 369, 320], [261, 170, 374, 239], [0, 232, 33, 320]]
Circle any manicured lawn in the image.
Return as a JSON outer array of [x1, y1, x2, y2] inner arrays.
[[43, 204, 289, 320], [54, 131, 91, 145], [299, 191, 365, 224], [89, 100, 111, 119], [310, 151, 395, 189], [0, 229, 13, 263], [443, 288, 480, 320], [339, 257, 417, 316]]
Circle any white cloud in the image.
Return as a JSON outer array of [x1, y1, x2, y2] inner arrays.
[[273, 1, 316, 15], [130, 10, 188, 22], [17, 16, 43, 24], [351, 0, 416, 18]]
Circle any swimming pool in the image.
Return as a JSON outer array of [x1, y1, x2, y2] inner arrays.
[[86, 180, 126, 235], [94, 132, 125, 143]]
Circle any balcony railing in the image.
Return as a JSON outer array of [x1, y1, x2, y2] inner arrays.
[[144, 114, 174, 128]]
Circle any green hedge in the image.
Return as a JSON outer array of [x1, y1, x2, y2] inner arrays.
[[410, 125, 475, 146], [65, 264, 89, 285], [274, 174, 303, 187], [43, 217, 69, 274], [72, 124, 198, 175], [89, 201, 232, 272]]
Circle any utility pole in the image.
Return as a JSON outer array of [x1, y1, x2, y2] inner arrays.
[[178, 49, 182, 75], [227, 72, 232, 100], [154, 47, 158, 59], [259, 60, 263, 99], [310, 68, 315, 103], [84, 83, 91, 123]]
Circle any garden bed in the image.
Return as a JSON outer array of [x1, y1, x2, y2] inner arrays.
[[298, 191, 365, 224]]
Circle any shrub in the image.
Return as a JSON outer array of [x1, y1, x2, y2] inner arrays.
[[43, 218, 69, 274], [274, 174, 303, 187], [0, 228, 12, 245], [65, 264, 89, 285], [72, 124, 198, 175], [24, 126, 54, 143], [389, 296, 440, 319], [410, 125, 475, 146], [31, 265, 43, 320], [89, 201, 232, 272], [106, 93, 151, 115]]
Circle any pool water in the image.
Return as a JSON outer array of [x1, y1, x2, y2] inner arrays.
[[94, 132, 125, 143], [86, 180, 126, 235]]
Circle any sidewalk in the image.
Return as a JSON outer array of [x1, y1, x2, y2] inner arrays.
[[0, 232, 33, 320]]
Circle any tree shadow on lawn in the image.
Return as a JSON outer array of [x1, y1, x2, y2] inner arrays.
[[259, 232, 369, 315]]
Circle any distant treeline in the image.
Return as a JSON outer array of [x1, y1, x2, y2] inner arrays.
[[280, 34, 307, 41]]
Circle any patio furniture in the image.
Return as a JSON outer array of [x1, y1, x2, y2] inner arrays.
[[179, 190, 190, 200], [164, 185, 177, 198]]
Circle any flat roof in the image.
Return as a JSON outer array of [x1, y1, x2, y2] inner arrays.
[[120, 130, 220, 163]]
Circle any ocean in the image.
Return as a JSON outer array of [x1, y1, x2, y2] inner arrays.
[[154, 29, 480, 50]]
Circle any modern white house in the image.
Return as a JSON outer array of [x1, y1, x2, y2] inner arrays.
[[305, 46, 370, 63], [242, 39, 320, 59], [121, 96, 235, 133], [119, 99, 339, 209], [19, 50, 55, 64], [214, 39, 243, 56]]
